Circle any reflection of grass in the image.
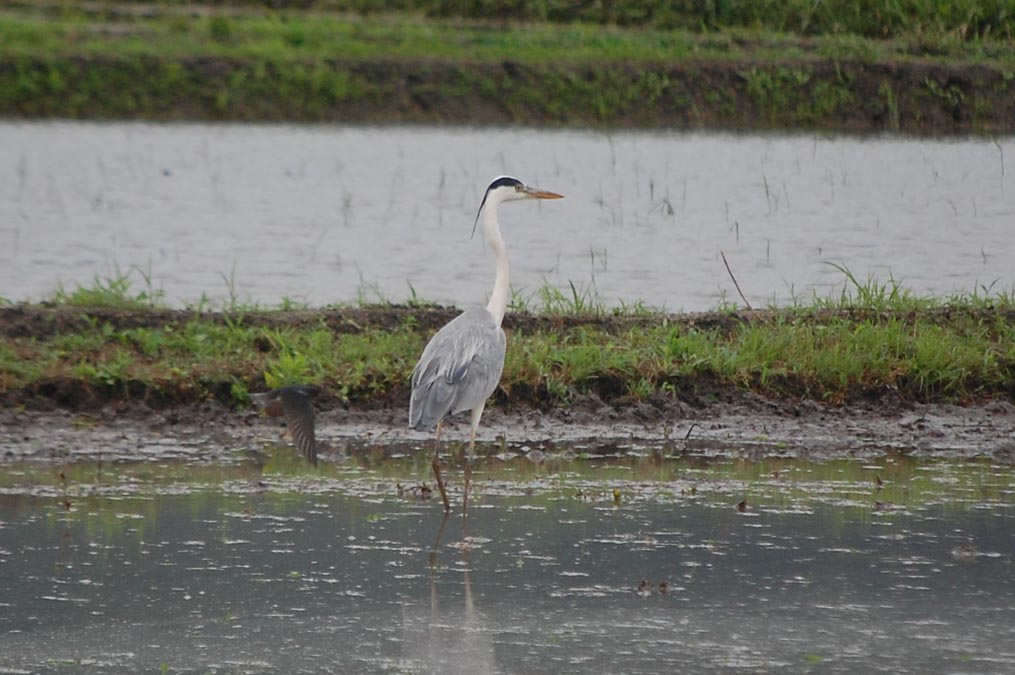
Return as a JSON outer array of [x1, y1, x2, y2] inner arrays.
[[5, 452, 1012, 517], [4, 452, 1011, 571]]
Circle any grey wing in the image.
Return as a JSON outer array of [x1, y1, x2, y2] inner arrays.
[[280, 389, 318, 466], [409, 307, 507, 431], [253, 386, 318, 465]]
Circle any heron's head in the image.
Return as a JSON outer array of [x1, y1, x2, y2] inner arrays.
[[472, 176, 563, 237]]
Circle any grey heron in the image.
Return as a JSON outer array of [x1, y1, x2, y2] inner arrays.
[[251, 385, 319, 466], [409, 176, 563, 513]]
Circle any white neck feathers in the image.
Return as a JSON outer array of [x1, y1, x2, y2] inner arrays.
[[483, 198, 510, 326]]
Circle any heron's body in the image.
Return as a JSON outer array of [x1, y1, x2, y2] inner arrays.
[[410, 176, 562, 513], [409, 306, 506, 432]]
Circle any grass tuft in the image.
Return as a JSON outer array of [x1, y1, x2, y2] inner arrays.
[[51, 268, 167, 309]]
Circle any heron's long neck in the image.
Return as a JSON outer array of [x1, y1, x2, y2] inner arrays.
[[484, 205, 510, 326]]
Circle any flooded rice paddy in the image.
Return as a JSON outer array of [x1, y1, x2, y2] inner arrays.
[[2, 440, 1014, 673], [1, 122, 1013, 310], [3, 120, 1015, 671]]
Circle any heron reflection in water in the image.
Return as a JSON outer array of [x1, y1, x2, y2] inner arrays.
[[409, 176, 563, 514], [395, 513, 494, 673]]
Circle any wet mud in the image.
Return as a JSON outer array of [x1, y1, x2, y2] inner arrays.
[[3, 392, 1014, 465]]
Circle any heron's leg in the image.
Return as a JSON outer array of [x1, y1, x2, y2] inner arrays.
[[432, 419, 450, 513], [462, 403, 485, 517]]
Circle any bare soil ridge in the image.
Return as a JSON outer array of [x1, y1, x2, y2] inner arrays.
[[5, 303, 1015, 339], [4, 386, 1015, 463]]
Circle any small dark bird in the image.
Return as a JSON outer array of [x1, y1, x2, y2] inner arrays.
[[250, 385, 320, 466]]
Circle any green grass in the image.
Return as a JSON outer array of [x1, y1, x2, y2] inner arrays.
[[52, 269, 167, 309], [2, 10, 1011, 66], [9, 0, 1014, 41], [2, 5, 1013, 130], [502, 313, 1013, 403], [3, 272, 1015, 407], [509, 280, 617, 316]]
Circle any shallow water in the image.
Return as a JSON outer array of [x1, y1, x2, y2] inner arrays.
[[1, 122, 1013, 310], [2, 449, 1014, 673]]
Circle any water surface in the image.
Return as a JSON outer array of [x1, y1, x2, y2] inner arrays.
[[2, 451, 1013, 673], [1, 123, 1012, 310]]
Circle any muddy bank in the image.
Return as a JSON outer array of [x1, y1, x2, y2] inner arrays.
[[3, 393, 1014, 464], [4, 55, 1015, 134]]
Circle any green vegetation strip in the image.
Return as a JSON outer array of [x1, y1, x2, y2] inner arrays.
[[6, 9, 1012, 62], [9, 0, 1015, 41], [2, 5, 1014, 131], [2, 276, 1015, 409]]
